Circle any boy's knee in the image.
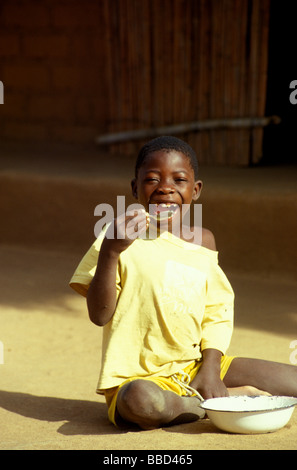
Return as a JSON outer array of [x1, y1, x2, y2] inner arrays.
[[116, 380, 166, 428]]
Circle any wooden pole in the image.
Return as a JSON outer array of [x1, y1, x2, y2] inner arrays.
[[95, 116, 281, 145]]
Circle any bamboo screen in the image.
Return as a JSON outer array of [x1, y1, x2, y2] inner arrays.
[[101, 0, 270, 165]]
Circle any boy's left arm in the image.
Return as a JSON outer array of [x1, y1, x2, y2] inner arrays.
[[190, 253, 234, 399], [190, 348, 229, 399]]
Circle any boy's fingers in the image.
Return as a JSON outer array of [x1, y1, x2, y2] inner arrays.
[[126, 217, 148, 239], [126, 212, 146, 227], [116, 212, 143, 229], [114, 208, 148, 240], [125, 208, 146, 218]]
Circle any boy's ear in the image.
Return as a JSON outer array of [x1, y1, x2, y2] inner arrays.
[[131, 178, 138, 199], [192, 180, 203, 201]]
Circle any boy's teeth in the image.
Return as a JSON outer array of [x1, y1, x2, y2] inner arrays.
[[148, 202, 179, 220], [154, 203, 177, 207]]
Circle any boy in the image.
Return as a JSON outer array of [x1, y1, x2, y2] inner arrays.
[[70, 136, 297, 429]]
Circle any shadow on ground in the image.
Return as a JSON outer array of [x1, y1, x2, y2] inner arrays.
[[0, 390, 123, 436]]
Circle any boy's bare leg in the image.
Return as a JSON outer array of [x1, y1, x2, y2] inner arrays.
[[223, 357, 297, 397], [116, 379, 204, 430]]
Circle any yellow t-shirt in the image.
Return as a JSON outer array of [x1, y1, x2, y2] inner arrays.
[[69, 229, 234, 393]]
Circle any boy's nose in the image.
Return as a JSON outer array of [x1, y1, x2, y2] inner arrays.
[[155, 184, 175, 194]]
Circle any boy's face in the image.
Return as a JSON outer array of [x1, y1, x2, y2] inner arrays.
[[131, 150, 202, 228]]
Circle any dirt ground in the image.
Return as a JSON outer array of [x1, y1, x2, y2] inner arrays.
[[1, 144, 297, 450]]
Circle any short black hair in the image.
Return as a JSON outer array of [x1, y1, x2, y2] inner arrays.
[[135, 136, 199, 179]]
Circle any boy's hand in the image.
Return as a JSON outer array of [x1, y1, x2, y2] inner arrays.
[[191, 368, 229, 400], [105, 208, 149, 254], [190, 348, 229, 400]]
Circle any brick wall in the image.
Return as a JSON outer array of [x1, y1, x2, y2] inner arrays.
[[0, 0, 108, 144]]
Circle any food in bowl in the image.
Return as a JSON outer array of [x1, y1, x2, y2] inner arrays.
[[200, 395, 297, 434]]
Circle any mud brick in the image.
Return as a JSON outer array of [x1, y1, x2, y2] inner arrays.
[[51, 124, 96, 142], [0, 34, 20, 57], [52, 65, 101, 95], [3, 121, 48, 140], [23, 34, 70, 58], [0, 92, 27, 118], [3, 65, 50, 91], [27, 95, 74, 120], [2, 3, 50, 28], [74, 96, 93, 123], [52, 3, 102, 29]]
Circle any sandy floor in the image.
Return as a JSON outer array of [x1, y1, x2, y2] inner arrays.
[[1, 243, 297, 450]]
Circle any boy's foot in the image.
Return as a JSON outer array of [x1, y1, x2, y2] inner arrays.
[[227, 385, 271, 396]]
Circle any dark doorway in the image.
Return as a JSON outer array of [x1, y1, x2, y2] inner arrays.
[[262, 0, 297, 165]]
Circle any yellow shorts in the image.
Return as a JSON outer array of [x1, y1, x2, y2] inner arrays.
[[104, 355, 235, 426]]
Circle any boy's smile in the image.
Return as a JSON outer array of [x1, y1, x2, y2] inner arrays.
[[131, 150, 202, 230]]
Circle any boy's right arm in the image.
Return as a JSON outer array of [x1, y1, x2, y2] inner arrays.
[[87, 209, 148, 326], [87, 238, 121, 326]]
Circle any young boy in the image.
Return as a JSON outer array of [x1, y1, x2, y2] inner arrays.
[[70, 136, 297, 429]]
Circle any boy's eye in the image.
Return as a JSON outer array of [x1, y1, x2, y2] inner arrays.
[[145, 177, 159, 182]]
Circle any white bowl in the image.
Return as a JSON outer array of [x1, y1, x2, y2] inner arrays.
[[200, 395, 297, 434]]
